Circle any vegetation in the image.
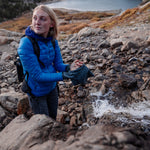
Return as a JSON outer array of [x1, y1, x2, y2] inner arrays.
[[0, 12, 32, 33], [59, 23, 89, 34], [0, 1, 150, 35], [54, 9, 115, 21], [56, 10, 115, 34], [0, 0, 43, 22], [0, 9, 115, 34], [100, 2, 150, 29]]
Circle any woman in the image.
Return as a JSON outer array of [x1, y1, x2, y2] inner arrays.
[[18, 5, 82, 120]]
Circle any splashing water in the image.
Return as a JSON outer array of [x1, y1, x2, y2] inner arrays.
[[91, 89, 150, 125]]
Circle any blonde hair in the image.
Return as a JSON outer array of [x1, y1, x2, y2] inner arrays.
[[33, 5, 58, 39]]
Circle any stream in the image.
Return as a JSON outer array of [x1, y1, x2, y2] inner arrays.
[[91, 89, 150, 128]]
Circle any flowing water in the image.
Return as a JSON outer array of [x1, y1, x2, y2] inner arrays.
[[91, 90, 150, 126], [47, 0, 142, 11]]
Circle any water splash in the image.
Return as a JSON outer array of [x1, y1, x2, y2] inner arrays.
[[91, 89, 150, 125]]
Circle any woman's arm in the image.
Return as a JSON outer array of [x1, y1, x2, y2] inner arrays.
[[18, 37, 63, 83], [53, 40, 69, 72]]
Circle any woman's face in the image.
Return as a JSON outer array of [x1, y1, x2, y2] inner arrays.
[[32, 9, 53, 38]]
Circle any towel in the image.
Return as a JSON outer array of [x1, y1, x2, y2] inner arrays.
[[63, 64, 94, 85]]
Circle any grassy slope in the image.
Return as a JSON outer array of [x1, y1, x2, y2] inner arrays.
[[0, 2, 150, 35], [98, 2, 150, 29]]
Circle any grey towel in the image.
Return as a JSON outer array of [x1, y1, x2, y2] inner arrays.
[[63, 64, 94, 85]]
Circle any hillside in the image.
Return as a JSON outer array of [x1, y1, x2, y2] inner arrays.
[[0, 2, 150, 36], [0, 8, 119, 35], [97, 1, 150, 29], [0, 0, 59, 22], [0, 0, 36, 22]]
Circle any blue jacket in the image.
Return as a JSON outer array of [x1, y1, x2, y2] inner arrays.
[[18, 26, 68, 97]]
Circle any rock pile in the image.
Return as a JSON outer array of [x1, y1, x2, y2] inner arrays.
[[58, 26, 150, 127], [0, 114, 150, 150], [0, 24, 150, 149]]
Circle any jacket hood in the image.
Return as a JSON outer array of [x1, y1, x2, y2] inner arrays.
[[25, 26, 52, 42]]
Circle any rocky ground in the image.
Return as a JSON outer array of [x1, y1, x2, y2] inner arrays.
[[0, 2, 150, 150]]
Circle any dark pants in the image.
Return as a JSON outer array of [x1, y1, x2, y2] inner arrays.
[[28, 87, 58, 120]]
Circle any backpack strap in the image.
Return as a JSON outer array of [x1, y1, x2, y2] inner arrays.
[[26, 36, 55, 66], [26, 36, 45, 67], [51, 38, 55, 50]]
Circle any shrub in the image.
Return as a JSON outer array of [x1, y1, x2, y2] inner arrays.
[[0, 0, 37, 22]]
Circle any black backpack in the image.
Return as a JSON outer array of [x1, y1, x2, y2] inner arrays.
[[14, 35, 55, 83]]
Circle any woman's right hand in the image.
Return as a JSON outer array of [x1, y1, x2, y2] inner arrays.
[[70, 60, 83, 71]]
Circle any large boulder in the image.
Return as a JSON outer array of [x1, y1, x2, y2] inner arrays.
[[0, 114, 66, 150]]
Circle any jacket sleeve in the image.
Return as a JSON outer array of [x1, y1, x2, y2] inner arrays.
[[17, 37, 63, 83], [53, 40, 69, 72]]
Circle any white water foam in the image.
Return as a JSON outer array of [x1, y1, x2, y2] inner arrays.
[[91, 90, 150, 125]]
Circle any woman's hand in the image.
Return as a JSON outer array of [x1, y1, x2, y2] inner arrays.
[[70, 60, 83, 71]]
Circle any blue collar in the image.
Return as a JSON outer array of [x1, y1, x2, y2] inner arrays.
[[25, 26, 52, 42]]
